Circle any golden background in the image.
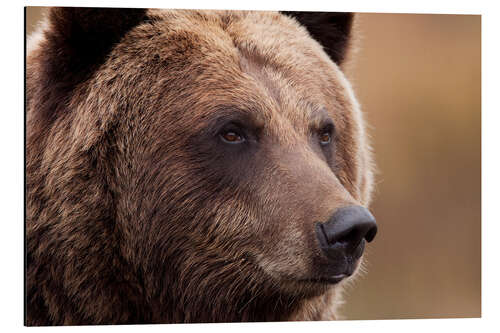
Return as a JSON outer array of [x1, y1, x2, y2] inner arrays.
[[26, 8, 481, 320]]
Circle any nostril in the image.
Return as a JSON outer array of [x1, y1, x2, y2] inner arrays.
[[336, 227, 363, 247], [336, 221, 377, 252], [364, 224, 378, 243], [318, 206, 377, 249]]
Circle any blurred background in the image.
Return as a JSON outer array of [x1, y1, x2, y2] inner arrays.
[[26, 8, 481, 320], [343, 13, 481, 319]]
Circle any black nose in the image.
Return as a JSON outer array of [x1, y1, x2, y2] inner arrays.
[[316, 206, 377, 253]]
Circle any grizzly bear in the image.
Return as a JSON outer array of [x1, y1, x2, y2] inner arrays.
[[26, 8, 377, 325]]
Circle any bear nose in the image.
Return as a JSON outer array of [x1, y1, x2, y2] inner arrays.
[[316, 206, 377, 253]]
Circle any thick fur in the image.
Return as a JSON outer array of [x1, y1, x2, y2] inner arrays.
[[26, 8, 374, 325]]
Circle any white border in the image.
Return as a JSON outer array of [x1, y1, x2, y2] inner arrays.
[[4, 0, 498, 332], [21, 0, 486, 14]]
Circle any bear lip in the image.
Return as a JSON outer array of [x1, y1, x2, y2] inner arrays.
[[299, 273, 349, 285]]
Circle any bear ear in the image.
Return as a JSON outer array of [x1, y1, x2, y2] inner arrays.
[[281, 11, 354, 65], [46, 7, 147, 69]]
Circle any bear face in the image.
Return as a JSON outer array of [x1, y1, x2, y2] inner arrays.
[[26, 8, 376, 324]]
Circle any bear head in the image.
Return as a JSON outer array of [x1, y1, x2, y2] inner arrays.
[[26, 8, 376, 324]]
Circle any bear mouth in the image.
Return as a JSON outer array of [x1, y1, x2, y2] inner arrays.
[[299, 273, 349, 285]]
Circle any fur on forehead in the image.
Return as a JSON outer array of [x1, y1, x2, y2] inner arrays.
[[134, 10, 356, 129], [28, 8, 356, 132], [144, 10, 347, 76]]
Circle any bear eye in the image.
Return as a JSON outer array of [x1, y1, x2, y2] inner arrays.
[[220, 130, 245, 144], [319, 131, 332, 146], [317, 122, 335, 146]]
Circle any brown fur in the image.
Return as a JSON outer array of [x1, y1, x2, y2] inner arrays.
[[26, 8, 374, 325]]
